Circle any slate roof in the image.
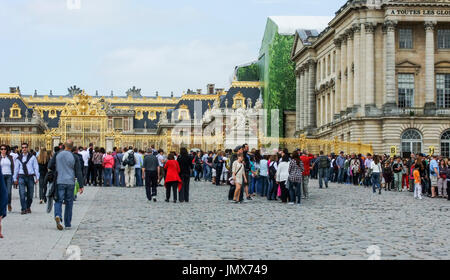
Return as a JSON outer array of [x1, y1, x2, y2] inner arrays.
[[220, 86, 261, 108], [0, 95, 34, 120]]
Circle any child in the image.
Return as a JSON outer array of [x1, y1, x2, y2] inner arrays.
[[413, 164, 422, 200]]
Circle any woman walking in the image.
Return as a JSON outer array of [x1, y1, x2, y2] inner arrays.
[[232, 154, 246, 203], [194, 152, 203, 182], [177, 148, 193, 203], [92, 147, 104, 186], [164, 153, 182, 203], [276, 154, 290, 203], [371, 155, 382, 195], [37, 148, 50, 204], [0, 168, 8, 238], [0, 145, 14, 213], [288, 151, 304, 205], [383, 160, 393, 191]]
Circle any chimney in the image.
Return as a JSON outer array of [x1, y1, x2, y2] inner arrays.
[[215, 88, 224, 94], [207, 84, 215, 94], [196, 89, 202, 94]]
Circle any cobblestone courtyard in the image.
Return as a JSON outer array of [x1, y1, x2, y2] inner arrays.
[[1, 179, 449, 260]]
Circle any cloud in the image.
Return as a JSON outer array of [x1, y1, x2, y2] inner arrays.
[[96, 40, 256, 96]]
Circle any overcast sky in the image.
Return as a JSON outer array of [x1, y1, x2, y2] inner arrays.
[[0, 0, 346, 97]]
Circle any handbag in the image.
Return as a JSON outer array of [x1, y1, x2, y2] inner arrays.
[[277, 184, 281, 197], [229, 165, 242, 186]]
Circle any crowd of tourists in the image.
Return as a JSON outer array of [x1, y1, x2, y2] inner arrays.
[[1, 140, 449, 237]]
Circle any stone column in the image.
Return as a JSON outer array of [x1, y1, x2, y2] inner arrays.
[[333, 38, 342, 119], [340, 34, 347, 116], [307, 59, 316, 129], [365, 22, 376, 114], [325, 93, 328, 125], [353, 23, 361, 114], [330, 90, 335, 122], [384, 20, 397, 112], [296, 71, 301, 131], [424, 21, 436, 113], [346, 28, 354, 113], [299, 70, 304, 130], [303, 66, 309, 129]]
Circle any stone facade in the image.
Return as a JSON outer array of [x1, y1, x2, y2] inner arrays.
[[292, 0, 450, 157]]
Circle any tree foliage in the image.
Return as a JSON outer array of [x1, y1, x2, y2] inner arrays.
[[237, 63, 260, 81], [266, 34, 296, 137]]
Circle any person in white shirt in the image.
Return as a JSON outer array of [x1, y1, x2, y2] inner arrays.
[[122, 147, 140, 188], [370, 155, 382, 195], [156, 149, 166, 185], [0, 145, 15, 213], [13, 143, 39, 215], [79, 147, 90, 185], [276, 154, 290, 203]]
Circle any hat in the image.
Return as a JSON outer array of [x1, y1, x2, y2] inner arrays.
[[234, 145, 242, 153], [147, 148, 153, 154]]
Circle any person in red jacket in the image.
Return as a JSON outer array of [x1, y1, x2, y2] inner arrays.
[[164, 153, 182, 203], [300, 151, 314, 199], [103, 152, 115, 187]]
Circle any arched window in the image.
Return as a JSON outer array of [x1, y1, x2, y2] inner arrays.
[[441, 130, 450, 158], [401, 129, 422, 158]]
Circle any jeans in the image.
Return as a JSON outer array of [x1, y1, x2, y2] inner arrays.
[[338, 168, 345, 183], [54, 184, 75, 227], [302, 176, 310, 198], [119, 169, 125, 187], [135, 168, 143, 187], [145, 170, 158, 200], [393, 172, 402, 191], [372, 173, 381, 193], [318, 168, 329, 188], [39, 172, 47, 201], [288, 180, 302, 204], [249, 176, 256, 194], [18, 175, 35, 211], [82, 166, 88, 185], [267, 179, 277, 200], [3, 175, 12, 205], [215, 167, 223, 186], [204, 165, 211, 181], [260, 176, 268, 197], [94, 164, 103, 186], [104, 168, 113, 186], [113, 168, 121, 186]]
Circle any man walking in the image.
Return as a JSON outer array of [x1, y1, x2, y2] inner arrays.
[[143, 148, 159, 202], [317, 151, 330, 189], [48, 140, 84, 230], [79, 146, 89, 186], [13, 143, 39, 215]]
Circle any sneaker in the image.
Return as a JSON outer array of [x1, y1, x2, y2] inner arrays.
[[165, 199, 169, 203], [26, 208, 31, 214], [21, 210, 26, 215], [55, 217, 64, 231], [65, 226, 72, 230], [246, 196, 252, 201], [288, 202, 295, 205], [153, 198, 157, 202]]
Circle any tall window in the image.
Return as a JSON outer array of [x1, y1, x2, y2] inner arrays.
[[398, 74, 414, 108], [113, 118, 123, 130], [399, 28, 413, 49], [438, 29, 450, 49], [437, 74, 450, 108], [441, 130, 450, 158], [401, 129, 422, 158]]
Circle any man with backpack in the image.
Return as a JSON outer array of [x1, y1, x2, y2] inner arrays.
[[317, 151, 331, 189], [122, 146, 139, 188]]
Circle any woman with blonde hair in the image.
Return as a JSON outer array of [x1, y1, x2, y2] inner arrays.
[[37, 148, 50, 204]]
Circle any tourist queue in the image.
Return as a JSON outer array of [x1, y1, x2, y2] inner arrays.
[[1, 141, 449, 236]]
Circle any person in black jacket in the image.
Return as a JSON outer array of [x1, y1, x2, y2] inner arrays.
[[177, 148, 193, 203]]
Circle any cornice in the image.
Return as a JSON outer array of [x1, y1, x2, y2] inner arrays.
[[230, 81, 262, 88]]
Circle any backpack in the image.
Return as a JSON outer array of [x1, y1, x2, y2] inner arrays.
[[319, 156, 329, 169], [269, 163, 277, 180], [124, 152, 136, 167]]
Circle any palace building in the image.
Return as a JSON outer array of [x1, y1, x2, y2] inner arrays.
[[292, 0, 450, 157], [0, 82, 263, 151]]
